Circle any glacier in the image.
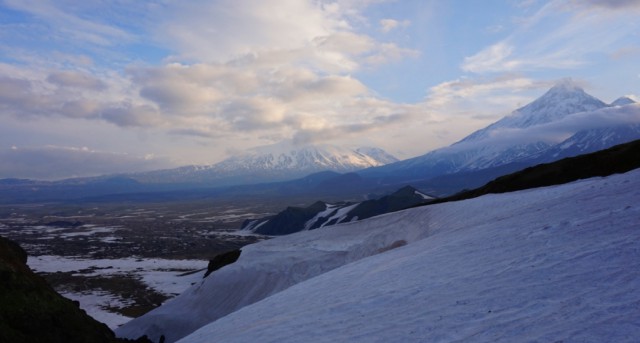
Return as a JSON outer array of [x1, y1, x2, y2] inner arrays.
[[117, 168, 640, 342]]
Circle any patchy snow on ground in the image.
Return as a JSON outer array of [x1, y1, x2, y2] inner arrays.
[[58, 226, 117, 238], [29, 256, 206, 329], [117, 169, 640, 343], [60, 290, 134, 329]]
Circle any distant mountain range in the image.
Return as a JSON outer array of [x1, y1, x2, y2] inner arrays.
[[1, 80, 638, 203], [128, 144, 398, 185]]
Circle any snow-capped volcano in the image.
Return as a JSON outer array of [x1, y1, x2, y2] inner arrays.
[[460, 79, 608, 143], [131, 144, 398, 185], [214, 144, 396, 173], [360, 80, 640, 187]]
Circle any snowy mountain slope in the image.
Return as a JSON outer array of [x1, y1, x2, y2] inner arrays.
[[214, 144, 396, 173], [359, 81, 640, 187], [116, 168, 640, 342], [115, 201, 432, 342], [611, 96, 636, 107], [179, 168, 640, 343], [536, 122, 640, 162], [460, 80, 608, 143], [354, 147, 399, 165], [131, 144, 398, 185]]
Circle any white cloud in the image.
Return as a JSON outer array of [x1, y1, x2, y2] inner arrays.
[[425, 76, 551, 115], [462, 43, 515, 73], [0, 145, 172, 180], [447, 103, 640, 152], [569, 0, 640, 10], [157, 0, 339, 63], [379, 18, 411, 33], [0, 0, 419, 150], [46, 70, 106, 90], [3, 0, 134, 46], [462, 0, 640, 74]]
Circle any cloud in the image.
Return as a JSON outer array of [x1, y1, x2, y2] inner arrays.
[[156, 0, 339, 63], [0, 145, 173, 180], [100, 103, 163, 128], [0, 69, 160, 127], [0, 0, 419, 151], [380, 19, 411, 33], [291, 111, 412, 145], [425, 76, 551, 114], [124, 45, 415, 138], [570, 0, 640, 10], [462, 0, 640, 74], [446, 103, 640, 153], [46, 71, 106, 90], [462, 43, 515, 73], [3, 0, 134, 46]]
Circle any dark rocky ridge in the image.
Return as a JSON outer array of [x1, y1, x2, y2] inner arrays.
[[244, 185, 434, 236], [436, 138, 640, 203], [0, 236, 145, 343]]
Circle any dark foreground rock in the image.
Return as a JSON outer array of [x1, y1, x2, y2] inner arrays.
[[0, 236, 146, 343], [204, 249, 242, 278]]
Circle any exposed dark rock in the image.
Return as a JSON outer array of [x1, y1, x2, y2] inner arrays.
[[346, 186, 431, 222], [204, 249, 242, 278], [435, 138, 640, 204], [244, 185, 435, 236], [0, 236, 127, 343], [252, 201, 331, 235], [122, 335, 153, 343]]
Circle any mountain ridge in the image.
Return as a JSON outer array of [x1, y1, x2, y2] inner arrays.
[[129, 144, 398, 185]]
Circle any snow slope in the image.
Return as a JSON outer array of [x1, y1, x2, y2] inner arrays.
[[180, 169, 640, 343], [118, 168, 640, 342], [115, 200, 430, 342]]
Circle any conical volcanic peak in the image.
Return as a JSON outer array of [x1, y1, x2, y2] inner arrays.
[[460, 80, 608, 143], [611, 96, 636, 106], [511, 80, 607, 126]]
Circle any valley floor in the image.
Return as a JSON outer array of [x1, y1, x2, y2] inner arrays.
[[0, 199, 272, 328]]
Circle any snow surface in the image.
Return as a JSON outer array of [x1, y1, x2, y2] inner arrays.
[[179, 169, 640, 343], [116, 202, 431, 342], [119, 169, 640, 343]]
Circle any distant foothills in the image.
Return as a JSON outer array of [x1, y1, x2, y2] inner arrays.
[[0, 80, 638, 203]]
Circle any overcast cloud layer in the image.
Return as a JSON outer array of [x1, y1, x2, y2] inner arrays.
[[0, 0, 638, 179]]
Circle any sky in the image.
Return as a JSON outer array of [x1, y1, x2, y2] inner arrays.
[[0, 0, 639, 180]]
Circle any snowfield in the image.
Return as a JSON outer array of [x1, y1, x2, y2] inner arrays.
[[118, 169, 640, 343]]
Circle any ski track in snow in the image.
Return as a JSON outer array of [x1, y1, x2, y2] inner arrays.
[[117, 170, 640, 343]]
